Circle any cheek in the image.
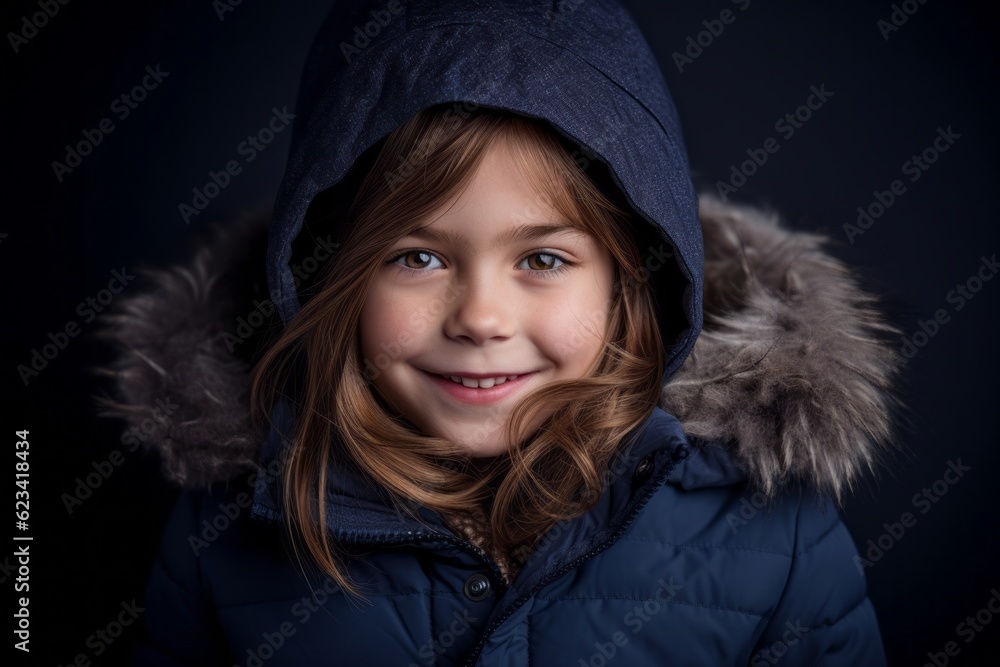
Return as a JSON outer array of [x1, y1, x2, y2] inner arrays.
[[359, 284, 436, 363], [359, 287, 406, 363], [534, 288, 611, 367]]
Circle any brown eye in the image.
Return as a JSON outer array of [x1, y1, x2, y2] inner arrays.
[[523, 253, 562, 271], [392, 250, 442, 270]]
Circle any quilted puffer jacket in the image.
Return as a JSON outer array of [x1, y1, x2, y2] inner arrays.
[[102, 1, 903, 665]]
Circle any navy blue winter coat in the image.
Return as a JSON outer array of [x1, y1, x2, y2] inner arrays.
[[107, 1, 901, 664]]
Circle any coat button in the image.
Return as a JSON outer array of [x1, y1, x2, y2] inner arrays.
[[632, 454, 654, 487], [464, 573, 492, 601]]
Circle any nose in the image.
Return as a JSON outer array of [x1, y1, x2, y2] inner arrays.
[[443, 273, 516, 345]]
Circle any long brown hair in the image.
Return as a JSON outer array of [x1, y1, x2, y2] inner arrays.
[[250, 103, 665, 600]]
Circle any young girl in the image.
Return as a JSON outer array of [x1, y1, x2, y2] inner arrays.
[[107, 0, 901, 664]]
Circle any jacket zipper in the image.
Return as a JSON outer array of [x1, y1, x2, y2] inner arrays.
[[352, 529, 510, 590], [254, 495, 509, 587], [460, 450, 688, 667]]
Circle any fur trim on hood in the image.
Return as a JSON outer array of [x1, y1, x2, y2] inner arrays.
[[96, 195, 903, 503]]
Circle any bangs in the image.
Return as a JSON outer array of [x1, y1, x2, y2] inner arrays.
[[497, 116, 633, 241]]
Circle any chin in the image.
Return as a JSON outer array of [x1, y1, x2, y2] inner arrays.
[[449, 435, 511, 458]]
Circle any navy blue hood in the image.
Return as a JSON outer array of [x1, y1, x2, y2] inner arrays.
[[266, 0, 703, 381]]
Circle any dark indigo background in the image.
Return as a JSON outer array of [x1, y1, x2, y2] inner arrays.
[[5, 0, 998, 664]]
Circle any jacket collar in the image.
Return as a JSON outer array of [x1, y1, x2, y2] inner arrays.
[[249, 399, 701, 547]]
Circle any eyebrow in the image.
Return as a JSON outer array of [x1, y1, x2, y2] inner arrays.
[[406, 222, 584, 253]]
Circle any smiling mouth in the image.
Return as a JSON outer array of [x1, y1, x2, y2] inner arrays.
[[434, 373, 522, 389]]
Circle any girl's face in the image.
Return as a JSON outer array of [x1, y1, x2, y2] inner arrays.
[[359, 140, 615, 457]]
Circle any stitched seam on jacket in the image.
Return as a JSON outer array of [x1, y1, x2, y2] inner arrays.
[[803, 593, 872, 633], [618, 537, 792, 557], [793, 509, 842, 557], [154, 553, 197, 598], [526, 613, 531, 667], [534, 596, 768, 619], [215, 590, 469, 610], [765, 490, 802, 620]]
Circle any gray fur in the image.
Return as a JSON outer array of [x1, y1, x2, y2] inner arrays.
[[95, 210, 268, 489], [97, 196, 903, 502], [661, 196, 903, 502]]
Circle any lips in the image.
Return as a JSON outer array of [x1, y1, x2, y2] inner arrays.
[[419, 368, 536, 405], [440, 374, 520, 389]]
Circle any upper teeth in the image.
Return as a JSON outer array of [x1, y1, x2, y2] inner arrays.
[[444, 375, 519, 388]]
